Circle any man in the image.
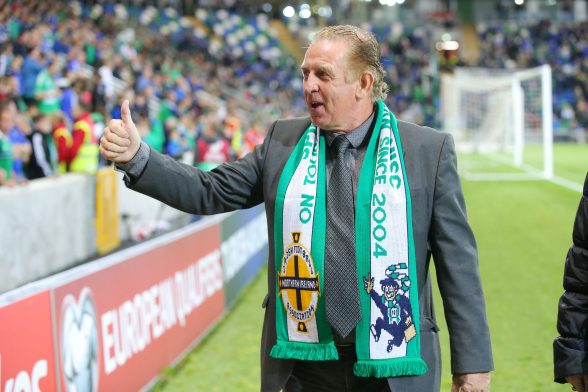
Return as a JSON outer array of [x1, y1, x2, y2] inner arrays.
[[100, 25, 493, 392], [0, 100, 18, 186], [34, 57, 61, 115], [554, 173, 588, 392]]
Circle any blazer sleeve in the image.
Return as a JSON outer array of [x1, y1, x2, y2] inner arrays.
[[553, 173, 588, 383], [127, 121, 277, 215], [429, 134, 494, 374]]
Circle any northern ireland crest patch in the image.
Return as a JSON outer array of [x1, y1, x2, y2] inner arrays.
[[278, 232, 320, 333]]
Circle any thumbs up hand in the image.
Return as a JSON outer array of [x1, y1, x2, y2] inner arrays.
[[100, 100, 141, 163]]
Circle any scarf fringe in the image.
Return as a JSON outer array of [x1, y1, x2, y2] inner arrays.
[[353, 358, 428, 378], [270, 342, 338, 361]]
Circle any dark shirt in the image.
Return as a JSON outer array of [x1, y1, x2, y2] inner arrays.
[[324, 110, 375, 215], [323, 109, 376, 344]]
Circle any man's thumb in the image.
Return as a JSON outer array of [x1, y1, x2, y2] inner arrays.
[[121, 99, 135, 128]]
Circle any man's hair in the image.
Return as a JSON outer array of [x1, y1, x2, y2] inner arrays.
[[312, 25, 389, 101], [380, 278, 400, 288], [0, 99, 16, 114], [33, 113, 48, 124]]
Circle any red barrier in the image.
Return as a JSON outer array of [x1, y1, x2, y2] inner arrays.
[[53, 223, 225, 391], [0, 206, 267, 391], [1, 220, 230, 391], [0, 291, 57, 392]]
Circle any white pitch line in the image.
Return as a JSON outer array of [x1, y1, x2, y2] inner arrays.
[[462, 170, 583, 193], [548, 175, 583, 193]]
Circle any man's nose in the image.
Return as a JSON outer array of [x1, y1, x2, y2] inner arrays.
[[304, 75, 319, 94]]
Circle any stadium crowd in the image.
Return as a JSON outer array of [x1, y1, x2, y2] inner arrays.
[[473, 19, 588, 135], [376, 25, 439, 129], [0, 0, 305, 186], [1, 1, 588, 187]]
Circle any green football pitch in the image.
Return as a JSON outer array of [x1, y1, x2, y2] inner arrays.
[[151, 143, 588, 392]]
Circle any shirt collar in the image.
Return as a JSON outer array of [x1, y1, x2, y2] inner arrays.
[[324, 109, 375, 149]]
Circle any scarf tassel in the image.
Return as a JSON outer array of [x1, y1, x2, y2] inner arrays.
[[354, 358, 428, 378], [270, 342, 339, 361]]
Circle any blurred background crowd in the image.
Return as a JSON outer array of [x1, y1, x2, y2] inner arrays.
[[0, 0, 305, 186], [0, 0, 587, 186]]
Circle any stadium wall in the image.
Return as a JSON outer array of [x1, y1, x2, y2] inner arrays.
[[0, 204, 268, 392], [116, 171, 193, 243], [0, 171, 193, 293], [0, 174, 97, 292]]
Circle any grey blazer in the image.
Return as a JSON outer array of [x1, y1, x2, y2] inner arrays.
[[128, 117, 493, 392]]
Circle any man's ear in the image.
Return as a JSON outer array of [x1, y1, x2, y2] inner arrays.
[[356, 72, 374, 100]]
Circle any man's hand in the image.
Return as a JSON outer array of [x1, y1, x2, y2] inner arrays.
[[566, 374, 588, 391], [99, 100, 141, 163], [363, 274, 374, 293], [451, 372, 491, 392]]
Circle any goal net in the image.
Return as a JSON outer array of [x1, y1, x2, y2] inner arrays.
[[441, 65, 553, 180]]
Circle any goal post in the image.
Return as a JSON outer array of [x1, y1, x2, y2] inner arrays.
[[441, 64, 553, 180]]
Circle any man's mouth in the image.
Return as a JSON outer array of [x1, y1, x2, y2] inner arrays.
[[310, 101, 323, 109]]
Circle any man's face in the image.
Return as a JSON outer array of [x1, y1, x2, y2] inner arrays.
[[0, 102, 16, 133], [383, 284, 397, 301], [36, 116, 52, 134], [301, 39, 359, 132]]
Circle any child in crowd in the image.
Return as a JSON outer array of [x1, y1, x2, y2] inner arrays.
[[25, 113, 56, 179]]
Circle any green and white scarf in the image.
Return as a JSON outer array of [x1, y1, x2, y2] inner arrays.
[[271, 100, 428, 378]]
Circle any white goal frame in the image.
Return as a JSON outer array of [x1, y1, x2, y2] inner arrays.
[[441, 64, 553, 180]]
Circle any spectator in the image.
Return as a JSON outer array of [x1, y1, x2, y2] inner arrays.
[[10, 111, 32, 180], [21, 46, 45, 107], [166, 128, 184, 161], [52, 111, 71, 174], [0, 43, 13, 76], [6, 54, 25, 110], [163, 117, 183, 160], [34, 56, 61, 115], [58, 76, 76, 123], [0, 100, 18, 186], [243, 121, 265, 155], [25, 113, 55, 179], [69, 98, 98, 174], [97, 56, 116, 114], [223, 113, 244, 158], [193, 115, 231, 171], [0, 75, 14, 101]]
